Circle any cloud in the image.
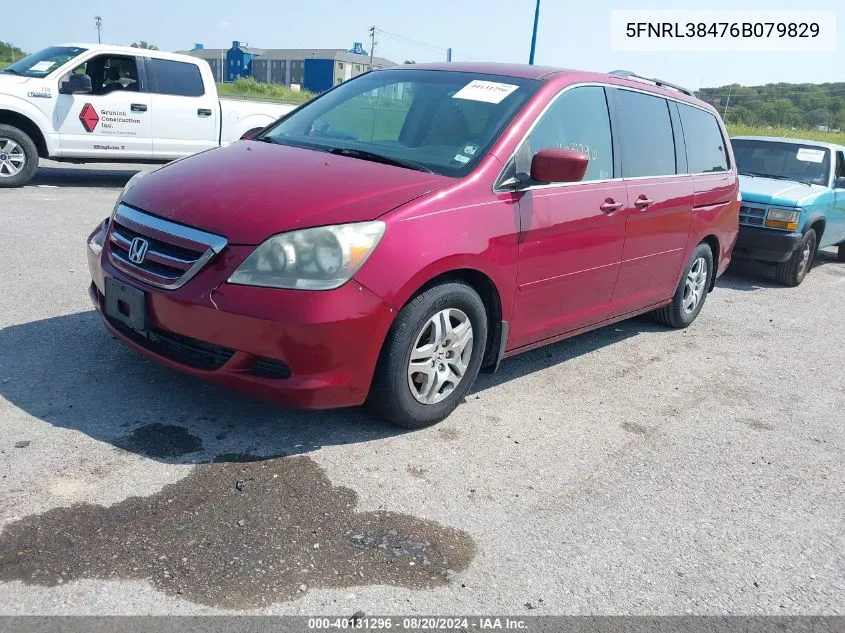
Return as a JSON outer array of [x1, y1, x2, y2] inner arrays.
[[217, 20, 231, 28]]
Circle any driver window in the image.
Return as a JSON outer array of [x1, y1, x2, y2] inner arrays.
[[67, 55, 140, 96], [515, 86, 614, 182], [836, 151, 845, 181]]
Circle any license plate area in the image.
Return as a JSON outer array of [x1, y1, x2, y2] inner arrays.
[[104, 276, 147, 333]]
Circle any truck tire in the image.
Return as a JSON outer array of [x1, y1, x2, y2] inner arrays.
[[838, 242, 845, 262], [775, 228, 816, 287], [0, 124, 39, 188], [367, 280, 488, 429], [653, 243, 714, 329]]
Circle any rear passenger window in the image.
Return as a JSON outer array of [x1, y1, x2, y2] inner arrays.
[[149, 59, 204, 97], [517, 86, 613, 182], [678, 104, 728, 173], [616, 90, 676, 178]]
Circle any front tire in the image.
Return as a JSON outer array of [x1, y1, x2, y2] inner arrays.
[[368, 280, 488, 429], [775, 229, 816, 287], [654, 243, 714, 329], [0, 125, 39, 188]]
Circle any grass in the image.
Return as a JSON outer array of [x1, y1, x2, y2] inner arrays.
[[217, 77, 313, 104], [727, 124, 845, 145]]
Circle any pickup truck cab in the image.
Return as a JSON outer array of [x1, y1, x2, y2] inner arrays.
[[731, 136, 845, 286], [0, 43, 296, 187], [86, 63, 739, 428]]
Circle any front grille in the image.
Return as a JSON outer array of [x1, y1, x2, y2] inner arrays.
[[108, 317, 235, 370], [739, 205, 766, 227], [249, 357, 292, 379], [108, 204, 227, 289]]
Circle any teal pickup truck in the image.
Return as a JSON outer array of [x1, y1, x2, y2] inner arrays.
[[731, 136, 845, 286]]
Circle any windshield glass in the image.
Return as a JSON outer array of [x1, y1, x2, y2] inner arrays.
[[732, 139, 831, 186], [2, 46, 87, 78], [260, 69, 540, 177]]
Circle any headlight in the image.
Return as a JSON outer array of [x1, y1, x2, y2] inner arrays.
[[228, 221, 386, 290], [765, 208, 800, 231], [111, 170, 150, 218]]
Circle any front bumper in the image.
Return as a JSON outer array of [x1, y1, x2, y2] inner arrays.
[[87, 223, 395, 410], [732, 225, 803, 263]]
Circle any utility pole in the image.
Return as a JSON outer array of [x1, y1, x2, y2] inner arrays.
[[723, 84, 733, 120], [446, 48, 452, 62], [528, 0, 540, 64], [368, 26, 376, 69], [95, 16, 103, 44]]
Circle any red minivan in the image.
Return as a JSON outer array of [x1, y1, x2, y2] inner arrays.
[[86, 63, 739, 428]]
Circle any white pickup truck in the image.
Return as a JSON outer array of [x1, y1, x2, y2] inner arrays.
[[0, 43, 297, 187]]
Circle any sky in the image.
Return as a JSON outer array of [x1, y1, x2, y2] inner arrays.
[[4, 0, 843, 89]]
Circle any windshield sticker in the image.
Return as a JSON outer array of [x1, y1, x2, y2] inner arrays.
[[29, 61, 56, 72], [796, 148, 825, 163], [453, 80, 519, 104], [453, 153, 471, 164], [463, 144, 478, 156]]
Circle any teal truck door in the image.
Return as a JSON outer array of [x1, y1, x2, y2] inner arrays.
[[833, 150, 845, 246]]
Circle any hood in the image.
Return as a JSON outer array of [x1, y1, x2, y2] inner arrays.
[[123, 142, 452, 244], [739, 175, 827, 207], [0, 73, 31, 88]]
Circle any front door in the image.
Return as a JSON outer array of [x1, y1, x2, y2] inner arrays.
[[509, 85, 627, 349], [147, 57, 218, 158], [830, 150, 845, 246], [54, 54, 152, 159], [609, 88, 693, 316]]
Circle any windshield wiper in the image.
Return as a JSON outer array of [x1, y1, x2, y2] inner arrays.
[[327, 147, 433, 173], [1, 68, 22, 75], [739, 171, 793, 181]]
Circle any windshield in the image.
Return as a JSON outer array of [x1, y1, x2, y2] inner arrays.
[[2, 46, 87, 78], [732, 139, 831, 186], [260, 69, 540, 177]]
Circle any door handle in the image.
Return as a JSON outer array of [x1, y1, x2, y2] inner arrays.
[[634, 195, 654, 209], [198, 108, 212, 117], [600, 199, 624, 213], [130, 103, 147, 112]]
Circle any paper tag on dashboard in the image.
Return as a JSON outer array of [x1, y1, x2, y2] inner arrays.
[[796, 148, 825, 163], [453, 80, 519, 104], [29, 61, 56, 72]]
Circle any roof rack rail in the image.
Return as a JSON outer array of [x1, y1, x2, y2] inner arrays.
[[609, 70, 695, 97]]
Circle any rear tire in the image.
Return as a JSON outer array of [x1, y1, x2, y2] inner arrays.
[[367, 280, 488, 429], [837, 242, 845, 262], [0, 125, 39, 188], [653, 243, 714, 329], [775, 229, 816, 287]]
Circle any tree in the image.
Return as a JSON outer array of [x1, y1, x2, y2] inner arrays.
[[403, 59, 416, 64], [130, 41, 159, 50]]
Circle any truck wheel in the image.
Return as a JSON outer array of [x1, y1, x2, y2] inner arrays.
[[0, 125, 39, 188], [653, 243, 714, 329], [367, 280, 488, 429], [838, 242, 845, 262], [775, 229, 816, 287]]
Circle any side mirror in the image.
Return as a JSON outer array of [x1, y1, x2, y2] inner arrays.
[[834, 176, 845, 190], [60, 73, 92, 95], [240, 128, 263, 141], [530, 148, 589, 184]]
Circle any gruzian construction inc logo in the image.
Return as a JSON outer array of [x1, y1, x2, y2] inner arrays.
[[79, 103, 100, 133]]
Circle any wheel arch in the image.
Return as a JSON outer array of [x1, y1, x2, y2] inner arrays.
[[699, 234, 720, 292], [804, 214, 826, 244], [393, 266, 505, 373], [0, 109, 49, 158]]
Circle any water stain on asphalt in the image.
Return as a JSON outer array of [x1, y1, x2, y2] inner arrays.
[[0, 455, 475, 609], [621, 421, 652, 435], [115, 423, 203, 458], [742, 419, 774, 431]]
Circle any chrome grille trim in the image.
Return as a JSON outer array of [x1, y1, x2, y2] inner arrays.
[[108, 203, 228, 290]]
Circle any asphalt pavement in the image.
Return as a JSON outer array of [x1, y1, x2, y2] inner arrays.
[[0, 161, 842, 615]]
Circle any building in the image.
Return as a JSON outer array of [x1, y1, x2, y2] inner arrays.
[[180, 41, 395, 92]]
